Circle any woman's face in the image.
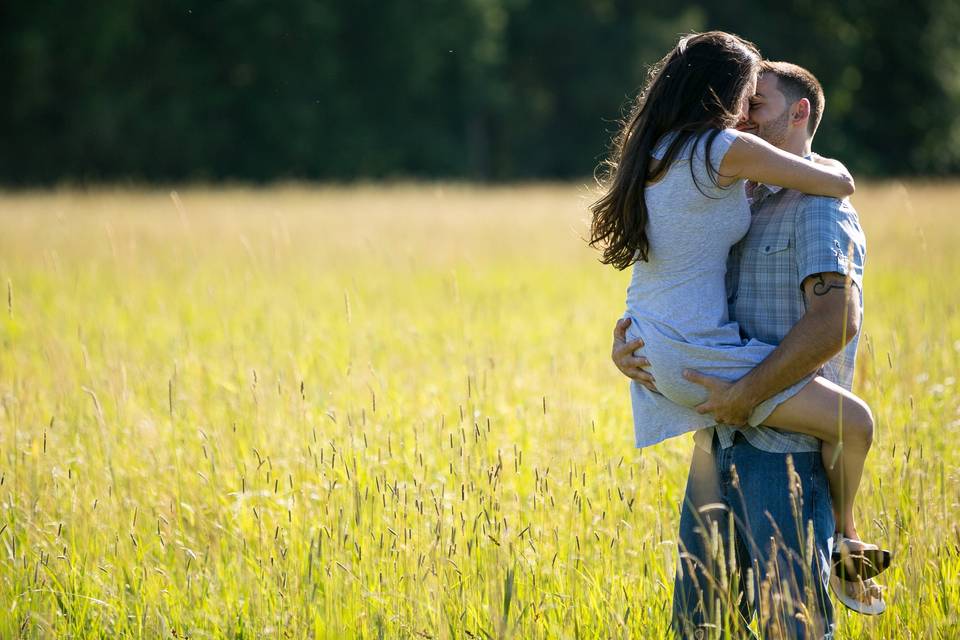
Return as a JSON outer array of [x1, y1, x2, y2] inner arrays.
[[736, 73, 759, 124]]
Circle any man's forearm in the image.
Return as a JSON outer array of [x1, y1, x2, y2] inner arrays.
[[733, 309, 850, 408]]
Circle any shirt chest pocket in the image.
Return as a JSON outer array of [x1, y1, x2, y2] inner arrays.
[[740, 236, 797, 293], [757, 237, 792, 256]]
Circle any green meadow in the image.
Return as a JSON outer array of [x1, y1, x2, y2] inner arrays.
[[1, 183, 958, 638]]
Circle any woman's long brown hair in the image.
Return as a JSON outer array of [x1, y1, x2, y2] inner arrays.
[[589, 31, 760, 270]]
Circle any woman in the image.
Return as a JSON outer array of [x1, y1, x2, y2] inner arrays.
[[590, 31, 888, 614]]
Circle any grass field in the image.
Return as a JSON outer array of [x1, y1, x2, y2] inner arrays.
[[1, 183, 959, 638]]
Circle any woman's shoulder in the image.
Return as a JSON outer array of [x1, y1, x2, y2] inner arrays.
[[694, 128, 741, 156], [648, 128, 746, 195], [652, 127, 740, 160], [651, 131, 681, 160]]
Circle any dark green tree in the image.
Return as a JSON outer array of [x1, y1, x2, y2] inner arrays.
[[0, 0, 958, 183]]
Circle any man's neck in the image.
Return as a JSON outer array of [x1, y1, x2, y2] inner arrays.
[[780, 133, 813, 157], [753, 134, 815, 198]]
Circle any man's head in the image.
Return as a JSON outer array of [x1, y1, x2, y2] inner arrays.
[[738, 61, 825, 150]]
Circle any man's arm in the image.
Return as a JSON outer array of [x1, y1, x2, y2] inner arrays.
[[683, 272, 860, 424]]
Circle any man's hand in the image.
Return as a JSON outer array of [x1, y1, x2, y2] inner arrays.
[[682, 369, 755, 426], [612, 318, 658, 393]]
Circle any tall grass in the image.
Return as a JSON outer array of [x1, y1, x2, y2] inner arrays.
[[0, 182, 958, 637]]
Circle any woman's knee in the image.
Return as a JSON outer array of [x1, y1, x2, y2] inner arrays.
[[845, 398, 874, 451]]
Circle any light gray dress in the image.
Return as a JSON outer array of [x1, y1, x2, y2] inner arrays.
[[625, 128, 811, 448]]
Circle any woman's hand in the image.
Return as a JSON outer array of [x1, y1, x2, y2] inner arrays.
[[612, 318, 659, 393], [810, 152, 852, 176]]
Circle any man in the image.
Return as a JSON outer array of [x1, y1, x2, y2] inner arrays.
[[612, 61, 876, 638]]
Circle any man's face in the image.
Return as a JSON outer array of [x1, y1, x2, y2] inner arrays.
[[737, 73, 791, 148]]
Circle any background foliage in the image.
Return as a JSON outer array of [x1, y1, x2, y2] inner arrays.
[[3, 0, 960, 183]]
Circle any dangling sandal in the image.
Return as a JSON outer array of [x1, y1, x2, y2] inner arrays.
[[830, 571, 887, 615], [831, 534, 892, 580]]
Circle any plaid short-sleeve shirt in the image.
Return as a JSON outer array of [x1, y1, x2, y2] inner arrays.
[[694, 180, 867, 454]]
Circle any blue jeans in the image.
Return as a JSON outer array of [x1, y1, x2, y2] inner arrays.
[[672, 432, 836, 639]]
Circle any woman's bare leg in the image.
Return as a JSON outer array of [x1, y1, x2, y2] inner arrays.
[[819, 442, 849, 535], [762, 376, 875, 545]]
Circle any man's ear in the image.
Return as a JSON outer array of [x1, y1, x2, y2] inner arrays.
[[792, 98, 811, 129]]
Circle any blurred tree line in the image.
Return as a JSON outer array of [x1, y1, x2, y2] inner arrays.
[[2, 0, 959, 184]]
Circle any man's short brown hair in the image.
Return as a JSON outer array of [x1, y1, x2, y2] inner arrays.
[[760, 60, 825, 136]]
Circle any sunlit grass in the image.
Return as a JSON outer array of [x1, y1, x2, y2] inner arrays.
[[0, 182, 958, 638]]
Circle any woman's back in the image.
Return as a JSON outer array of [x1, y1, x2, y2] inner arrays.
[[625, 128, 749, 345]]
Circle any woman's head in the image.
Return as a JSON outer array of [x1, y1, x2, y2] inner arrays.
[[590, 31, 761, 269], [647, 31, 761, 131]]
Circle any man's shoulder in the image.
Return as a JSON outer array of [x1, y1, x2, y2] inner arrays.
[[794, 193, 858, 219]]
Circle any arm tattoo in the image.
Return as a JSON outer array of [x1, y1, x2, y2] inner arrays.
[[811, 274, 848, 297]]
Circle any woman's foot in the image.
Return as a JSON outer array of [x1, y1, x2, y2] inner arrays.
[[832, 533, 892, 580], [835, 533, 878, 555], [830, 571, 886, 615]]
